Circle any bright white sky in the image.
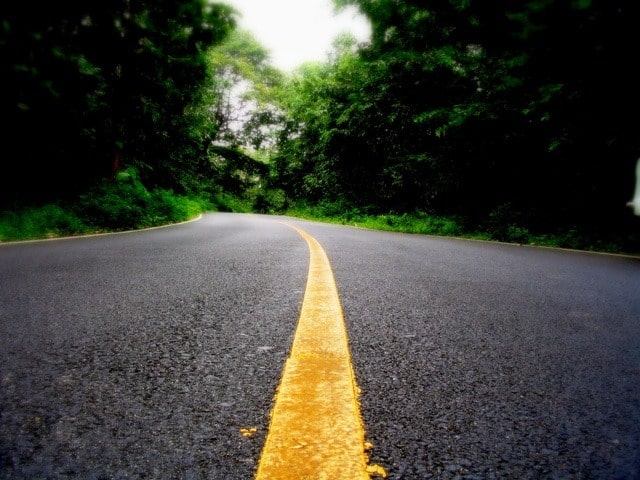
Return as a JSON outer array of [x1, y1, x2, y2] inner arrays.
[[221, 0, 371, 72]]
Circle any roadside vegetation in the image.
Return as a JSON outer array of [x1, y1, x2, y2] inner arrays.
[[0, 168, 251, 241], [282, 202, 639, 255], [3, 189, 638, 256], [2, 0, 639, 256]]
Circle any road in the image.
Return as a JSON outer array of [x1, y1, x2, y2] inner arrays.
[[1, 212, 639, 479]]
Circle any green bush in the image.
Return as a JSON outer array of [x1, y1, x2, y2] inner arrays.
[[145, 189, 204, 225], [76, 168, 216, 230], [486, 203, 530, 243], [253, 188, 288, 214], [75, 168, 152, 229], [361, 212, 464, 237], [0, 204, 89, 241], [211, 192, 253, 213]]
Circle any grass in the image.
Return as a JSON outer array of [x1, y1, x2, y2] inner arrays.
[[2, 181, 638, 257], [285, 204, 477, 237], [284, 202, 640, 257], [0, 168, 251, 242], [0, 205, 94, 241]]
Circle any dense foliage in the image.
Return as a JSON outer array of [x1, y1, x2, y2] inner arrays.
[[1, 0, 638, 251], [1, 0, 234, 207], [273, 0, 640, 242], [206, 29, 284, 195]]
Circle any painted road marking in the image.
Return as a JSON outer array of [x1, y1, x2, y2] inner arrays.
[[255, 224, 384, 479]]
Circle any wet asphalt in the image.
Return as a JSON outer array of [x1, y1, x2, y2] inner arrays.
[[1, 212, 639, 479]]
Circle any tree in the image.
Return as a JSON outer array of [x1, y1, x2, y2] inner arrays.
[[206, 29, 285, 193], [0, 0, 235, 206], [274, 0, 640, 236], [208, 29, 284, 149]]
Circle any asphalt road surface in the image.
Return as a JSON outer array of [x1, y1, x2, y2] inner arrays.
[[1, 213, 639, 479]]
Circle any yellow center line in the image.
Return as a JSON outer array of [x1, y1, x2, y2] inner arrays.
[[255, 224, 382, 480]]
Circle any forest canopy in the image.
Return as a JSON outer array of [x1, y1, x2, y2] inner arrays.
[[1, 0, 638, 246], [1, 0, 235, 205], [271, 0, 640, 234]]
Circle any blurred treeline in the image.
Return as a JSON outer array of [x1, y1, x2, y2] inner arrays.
[[2, 0, 639, 249]]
